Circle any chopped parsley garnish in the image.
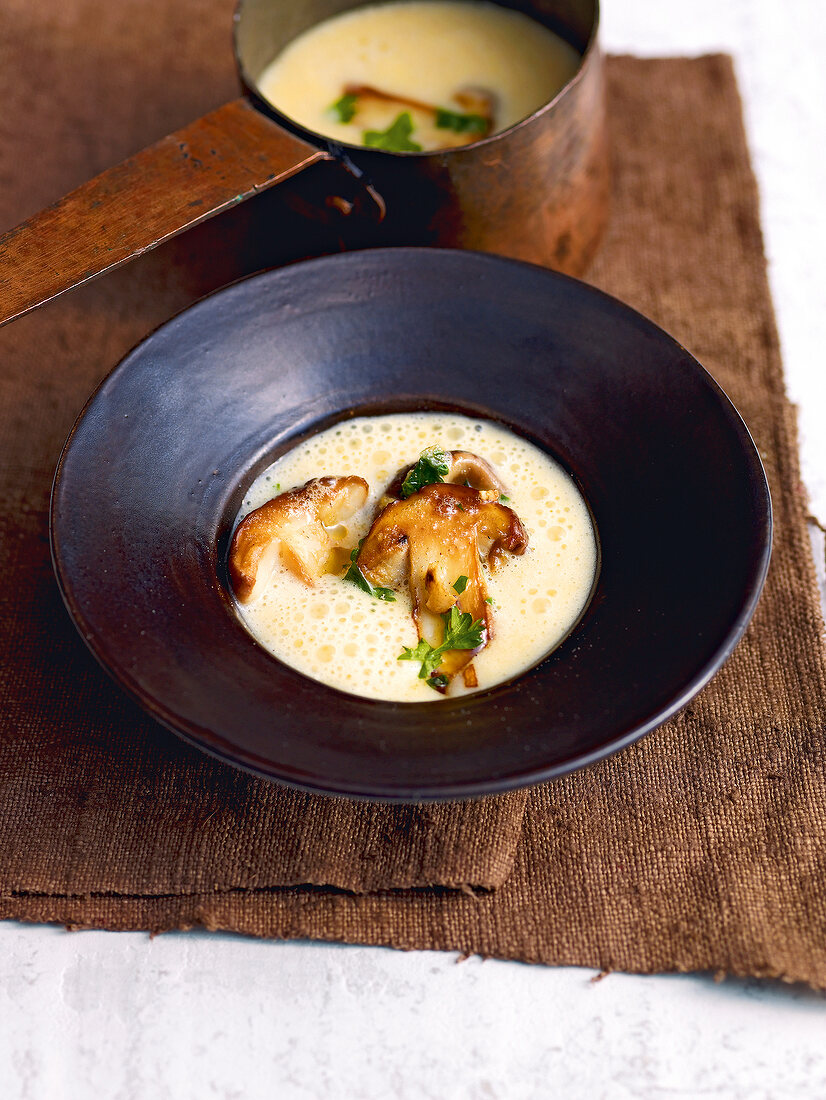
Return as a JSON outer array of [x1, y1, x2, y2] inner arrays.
[[363, 112, 422, 152], [398, 606, 485, 688], [440, 606, 486, 650], [343, 541, 396, 601], [329, 93, 358, 123], [435, 108, 488, 135], [400, 445, 451, 498], [500, 494, 511, 504], [452, 575, 469, 594], [397, 638, 443, 681]]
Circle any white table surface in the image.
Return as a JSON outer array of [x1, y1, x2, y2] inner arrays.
[[3, 2, 826, 1096]]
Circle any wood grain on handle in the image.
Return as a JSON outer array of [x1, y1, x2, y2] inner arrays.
[[0, 98, 332, 327]]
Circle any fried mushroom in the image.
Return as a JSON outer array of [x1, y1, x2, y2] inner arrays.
[[358, 482, 528, 686], [445, 450, 509, 494], [381, 449, 509, 509], [229, 475, 368, 602]]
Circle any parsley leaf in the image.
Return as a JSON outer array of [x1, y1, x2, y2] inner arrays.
[[398, 638, 443, 680], [500, 494, 511, 504], [452, 575, 469, 594], [343, 541, 396, 601], [400, 445, 451, 498], [344, 561, 396, 601], [441, 606, 485, 650], [398, 606, 485, 685], [363, 112, 422, 152], [434, 108, 488, 135], [329, 93, 358, 123]]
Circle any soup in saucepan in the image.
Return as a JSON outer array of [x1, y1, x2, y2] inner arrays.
[[258, 0, 581, 152]]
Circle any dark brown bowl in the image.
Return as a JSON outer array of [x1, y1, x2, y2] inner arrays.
[[50, 249, 771, 800]]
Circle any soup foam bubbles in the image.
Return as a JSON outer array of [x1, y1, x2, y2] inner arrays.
[[233, 412, 597, 703]]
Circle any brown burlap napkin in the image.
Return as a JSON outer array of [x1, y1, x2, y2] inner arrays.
[[3, 0, 826, 987], [0, 0, 529, 900]]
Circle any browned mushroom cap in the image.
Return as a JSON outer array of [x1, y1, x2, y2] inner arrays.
[[453, 86, 498, 123], [445, 451, 509, 493], [382, 449, 508, 507], [340, 83, 496, 149], [358, 483, 528, 687], [229, 475, 368, 602]]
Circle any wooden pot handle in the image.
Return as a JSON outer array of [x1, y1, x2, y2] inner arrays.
[[0, 98, 332, 328]]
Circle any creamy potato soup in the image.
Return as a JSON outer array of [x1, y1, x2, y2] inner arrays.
[[230, 413, 597, 702], [257, 1, 581, 152]]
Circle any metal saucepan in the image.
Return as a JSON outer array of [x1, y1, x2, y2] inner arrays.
[[0, 0, 608, 328]]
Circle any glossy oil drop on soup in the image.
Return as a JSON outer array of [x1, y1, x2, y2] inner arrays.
[[257, 1, 581, 152], [231, 413, 597, 703]]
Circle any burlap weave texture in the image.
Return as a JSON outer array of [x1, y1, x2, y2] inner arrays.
[[1, 0, 825, 987]]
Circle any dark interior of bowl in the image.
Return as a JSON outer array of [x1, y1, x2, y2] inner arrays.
[[51, 249, 771, 799]]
